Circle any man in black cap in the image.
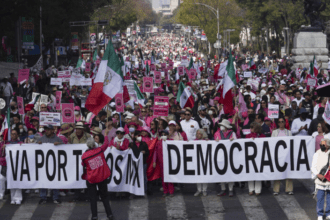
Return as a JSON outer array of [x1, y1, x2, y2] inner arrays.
[[300, 92, 314, 120], [195, 105, 213, 139]]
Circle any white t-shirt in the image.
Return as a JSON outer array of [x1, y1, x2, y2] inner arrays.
[[292, 97, 305, 107], [180, 119, 200, 140]]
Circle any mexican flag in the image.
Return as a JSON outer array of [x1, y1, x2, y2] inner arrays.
[[85, 41, 123, 115], [188, 57, 193, 70], [310, 55, 319, 76], [151, 51, 156, 64], [249, 59, 256, 70], [134, 81, 145, 107], [93, 48, 99, 62], [177, 81, 194, 108], [223, 49, 237, 98]]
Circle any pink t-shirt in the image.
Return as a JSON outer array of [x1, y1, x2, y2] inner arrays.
[[277, 130, 287, 137], [315, 134, 323, 152]]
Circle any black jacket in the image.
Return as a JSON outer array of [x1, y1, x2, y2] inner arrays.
[[308, 114, 323, 135], [129, 141, 149, 164]]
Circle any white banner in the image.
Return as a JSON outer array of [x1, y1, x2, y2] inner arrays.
[[5, 144, 145, 196], [163, 137, 314, 183], [50, 78, 63, 86], [39, 112, 61, 126]]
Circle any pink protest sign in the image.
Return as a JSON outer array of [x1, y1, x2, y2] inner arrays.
[[178, 66, 184, 76], [143, 77, 154, 93], [85, 62, 91, 72], [144, 60, 151, 66], [62, 103, 75, 123], [189, 69, 197, 80], [55, 91, 62, 110], [153, 96, 169, 117], [58, 70, 71, 78], [17, 96, 24, 115], [154, 71, 162, 84], [168, 61, 174, 70], [182, 56, 187, 60], [150, 64, 156, 71], [161, 63, 166, 69], [115, 93, 124, 113], [18, 69, 30, 83]]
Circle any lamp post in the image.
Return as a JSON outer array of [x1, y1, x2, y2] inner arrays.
[[225, 29, 235, 50], [283, 27, 290, 56], [261, 27, 269, 54]]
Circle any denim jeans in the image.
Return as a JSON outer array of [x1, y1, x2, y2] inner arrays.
[[143, 164, 148, 193], [317, 189, 330, 217], [40, 189, 59, 200]]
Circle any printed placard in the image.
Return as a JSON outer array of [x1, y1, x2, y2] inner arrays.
[[244, 71, 253, 78], [80, 78, 92, 86], [70, 75, 83, 86], [18, 69, 30, 83], [17, 96, 24, 115], [307, 78, 317, 87], [62, 103, 74, 123], [58, 70, 71, 78], [161, 63, 166, 70], [115, 93, 124, 113], [55, 91, 62, 110], [178, 66, 184, 76], [50, 78, 63, 86], [40, 94, 48, 104], [150, 64, 156, 71], [85, 62, 91, 72], [168, 61, 174, 70], [154, 71, 162, 84], [189, 69, 197, 80], [268, 104, 279, 119], [143, 77, 153, 93], [39, 112, 61, 126], [154, 96, 169, 117]]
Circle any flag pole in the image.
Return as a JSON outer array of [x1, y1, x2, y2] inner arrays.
[[119, 113, 122, 128]]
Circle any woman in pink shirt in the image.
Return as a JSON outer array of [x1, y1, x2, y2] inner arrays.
[[57, 124, 73, 144], [312, 122, 328, 152], [108, 128, 129, 151]]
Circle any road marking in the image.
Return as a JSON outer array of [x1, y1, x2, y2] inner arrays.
[[274, 193, 310, 220], [128, 196, 149, 220], [236, 191, 268, 220], [50, 202, 75, 220], [165, 194, 188, 220], [11, 197, 39, 220], [200, 191, 224, 220]]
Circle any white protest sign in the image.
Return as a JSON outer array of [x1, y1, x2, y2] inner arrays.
[[80, 78, 92, 86], [5, 144, 145, 196], [307, 78, 317, 87], [39, 112, 61, 126], [163, 137, 314, 183], [268, 104, 279, 119], [40, 94, 48, 104], [258, 67, 269, 74], [50, 78, 63, 86], [244, 71, 253, 78], [70, 75, 83, 86]]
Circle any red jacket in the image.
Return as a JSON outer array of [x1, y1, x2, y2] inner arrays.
[[81, 137, 110, 184]]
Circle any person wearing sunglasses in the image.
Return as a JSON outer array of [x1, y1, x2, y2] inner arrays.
[[271, 116, 293, 196], [311, 139, 330, 220], [180, 108, 200, 141]]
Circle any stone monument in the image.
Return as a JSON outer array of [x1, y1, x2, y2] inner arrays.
[[292, 0, 328, 69]]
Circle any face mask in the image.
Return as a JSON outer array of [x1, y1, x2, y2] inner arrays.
[[220, 126, 225, 131], [208, 110, 213, 115], [20, 128, 23, 133], [129, 127, 135, 133], [74, 111, 80, 115], [28, 135, 34, 139], [161, 136, 167, 141], [39, 128, 44, 133], [136, 136, 142, 142], [321, 145, 326, 152]]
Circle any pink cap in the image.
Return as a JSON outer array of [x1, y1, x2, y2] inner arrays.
[[74, 106, 80, 111]]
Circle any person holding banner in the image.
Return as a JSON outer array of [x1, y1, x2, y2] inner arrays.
[[271, 116, 294, 195], [129, 130, 149, 198], [109, 127, 129, 151], [311, 139, 330, 220], [246, 122, 266, 196], [82, 137, 114, 220], [215, 119, 237, 197]]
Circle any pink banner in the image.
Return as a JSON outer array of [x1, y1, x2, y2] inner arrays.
[[62, 103, 75, 123], [178, 66, 184, 76], [189, 69, 197, 80], [17, 96, 24, 115], [143, 77, 153, 93], [115, 93, 124, 113], [153, 96, 169, 117], [154, 71, 162, 84], [150, 64, 156, 71], [144, 60, 151, 66], [18, 69, 30, 83], [161, 63, 166, 69], [58, 70, 71, 78], [55, 91, 62, 110], [85, 62, 91, 72], [168, 61, 174, 70]]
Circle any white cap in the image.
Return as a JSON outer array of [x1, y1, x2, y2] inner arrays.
[[280, 80, 286, 85], [110, 102, 116, 107], [168, 120, 177, 126], [261, 83, 266, 87]]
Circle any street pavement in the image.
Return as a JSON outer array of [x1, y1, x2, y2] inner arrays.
[[0, 179, 319, 220]]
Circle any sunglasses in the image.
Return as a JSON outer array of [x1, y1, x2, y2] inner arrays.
[[116, 132, 125, 135], [185, 114, 191, 116]]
